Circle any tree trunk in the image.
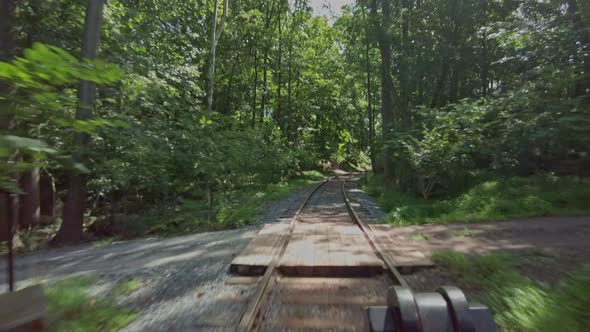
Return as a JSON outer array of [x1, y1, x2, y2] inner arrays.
[[18, 0, 48, 231], [431, 60, 449, 107], [481, 30, 489, 97], [260, 1, 272, 125], [0, 0, 18, 62], [0, 0, 19, 236], [206, 0, 228, 113], [54, 0, 105, 245], [287, 34, 293, 141], [39, 171, 55, 221], [261, 50, 268, 123], [399, 0, 410, 125], [0, 0, 19, 292], [373, 0, 398, 188], [362, 2, 376, 172], [480, 0, 489, 98], [224, 51, 239, 114], [19, 167, 40, 228], [276, 1, 283, 130], [252, 47, 258, 128], [568, 0, 590, 104]]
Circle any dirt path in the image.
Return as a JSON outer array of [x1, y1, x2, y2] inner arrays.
[[374, 216, 590, 289]]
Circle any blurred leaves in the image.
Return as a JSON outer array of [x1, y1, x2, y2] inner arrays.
[[0, 43, 120, 191]]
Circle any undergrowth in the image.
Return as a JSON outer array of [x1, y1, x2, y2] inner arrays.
[[364, 173, 590, 225], [45, 277, 137, 332], [130, 170, 326, 236], [432, 251, 590, 331]]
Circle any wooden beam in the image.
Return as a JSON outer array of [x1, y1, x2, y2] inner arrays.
[[0, 285, 45, 331]]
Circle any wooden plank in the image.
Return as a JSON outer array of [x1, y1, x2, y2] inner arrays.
[[338, 229, 354, 267], [230, 223, 288, 273], [278, 264, 383, 277], [0, 285, 45, 331], [283, 294, 386, 305], [278, 277, 383, 287], [322, 221, 332, 269], [279, 221, 383, 276], [194, 318, 235, 328], [224, 276, 261, 285], [270, 317, 361, 330]]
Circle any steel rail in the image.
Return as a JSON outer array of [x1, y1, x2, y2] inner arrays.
[[236, 178, 330, 332], [341, 179, 409, 287], [238, 176, 408, 331]]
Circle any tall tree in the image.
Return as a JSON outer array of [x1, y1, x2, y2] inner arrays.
[[372, 0, 398, 188], [361, 1, 376, 171], [54, 0, 106, 244], [0, 0, 19, 291], [206, 0, 229, 113]]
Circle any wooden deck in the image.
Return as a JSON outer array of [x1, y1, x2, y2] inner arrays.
[[230, 220, 385, 276], [230, 179, 431, 278], [279, 221, 384, 276], [230, 222, 432, 276], [230, 222, 289, 275]]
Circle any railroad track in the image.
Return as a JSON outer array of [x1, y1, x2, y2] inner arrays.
[[237, 176, 408, 332]]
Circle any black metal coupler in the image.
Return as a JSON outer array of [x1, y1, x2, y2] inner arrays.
[[367, 286, 496, 332]]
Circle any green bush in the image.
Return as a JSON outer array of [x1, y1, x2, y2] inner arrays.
[[386, 101, 487, 198], [96, 171, 326, 238], [365, 174, 590, 225]]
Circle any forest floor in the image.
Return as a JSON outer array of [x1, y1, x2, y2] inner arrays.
[[399, 216, 590, 289], [1, 177, 589, 330]]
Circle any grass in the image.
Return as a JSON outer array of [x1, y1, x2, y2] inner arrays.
[[216, 170, 325, 226], [114, 279, 142, 296], [364, 173, 590, 225], [409, 232, 430, 240], [449, 227, 482, 237], [45, 277, 137, 332], [432, 251, 590, 331], [138, 170, 326, 236], [92, 237, 116, 247]]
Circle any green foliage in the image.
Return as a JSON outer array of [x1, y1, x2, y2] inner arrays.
[[391, 126, 469, 199], [356, 0, 590, 193], [365, 173, 590, 225], [0, 43, 119, 87], [432, 251, 590, 331], [0, 43, 120, 191], [432, 251, 513, 282], [540, 266, 590, 331], [45, 277, 137, 332], [104, 171, 325, 237], [5, 0, 588, 242]]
